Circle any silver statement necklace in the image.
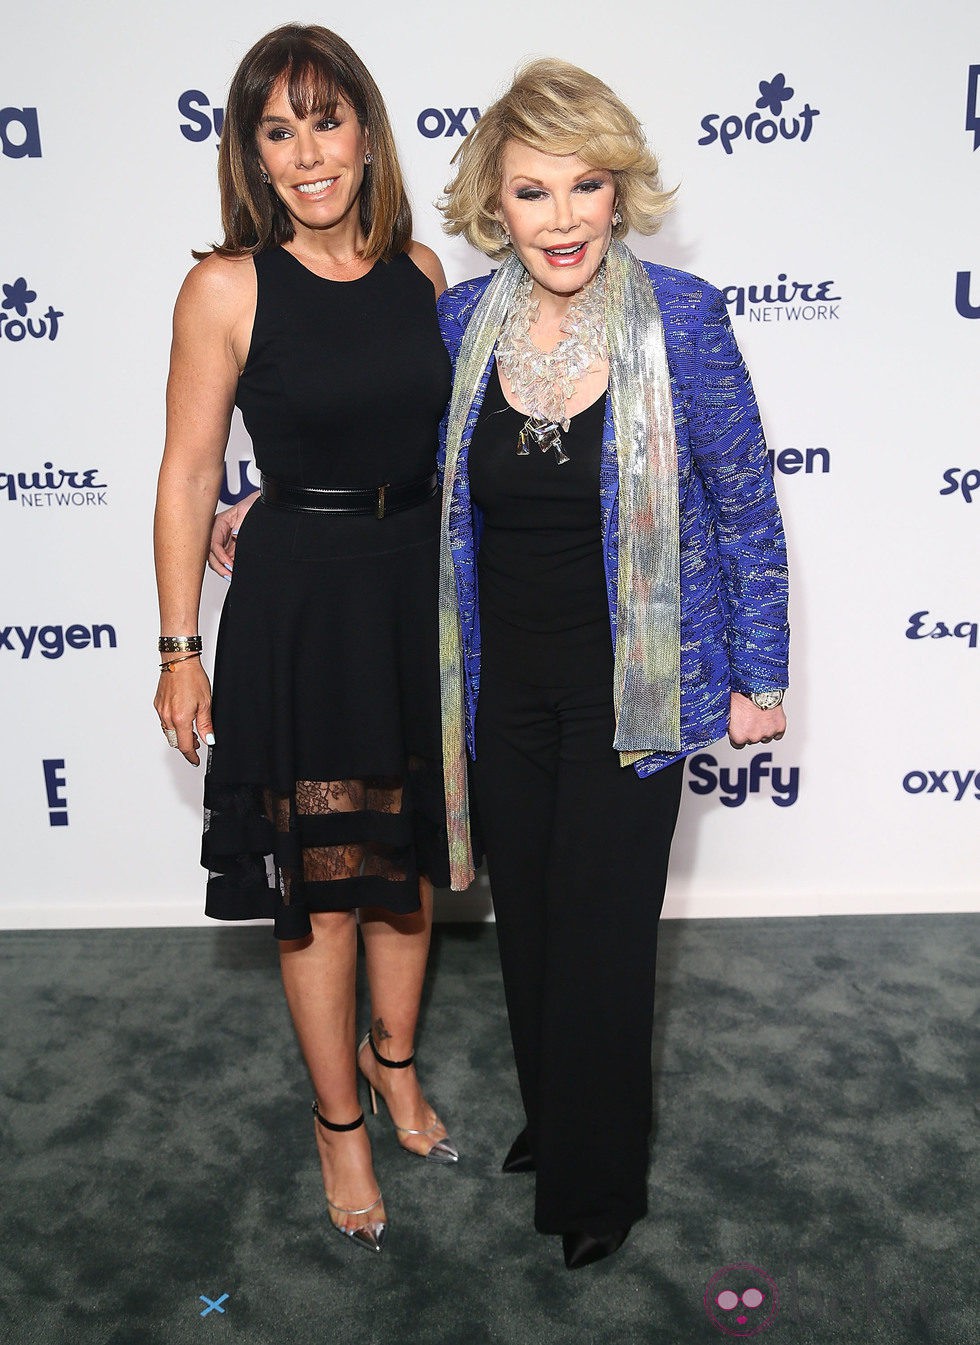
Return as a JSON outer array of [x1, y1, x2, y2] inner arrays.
[[495, 264, 608, 465]]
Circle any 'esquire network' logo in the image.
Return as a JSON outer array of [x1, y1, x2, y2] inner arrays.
[[699, 73, 819, 156], [1, 464, 108, 508], [1, 106, 41, 158], [724, 276, 841, 323], [1, 278, 63, 344], [906, 610, 978, 649], [0, 623, 117, 659], [687, 751, 799, 807]]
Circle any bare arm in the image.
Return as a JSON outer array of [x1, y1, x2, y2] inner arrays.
[[153, 255, 253, 763]]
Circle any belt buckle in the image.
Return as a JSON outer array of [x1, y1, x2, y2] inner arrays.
[[377, 482, 390, 519]]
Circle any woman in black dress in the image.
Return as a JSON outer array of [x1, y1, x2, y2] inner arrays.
[[153, 25, 456, 1255]]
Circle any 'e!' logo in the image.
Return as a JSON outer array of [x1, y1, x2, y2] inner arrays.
[[417, 107, 481, 139], [178, 91, 224, 144], [1, 106, 41, 158], [1, 278, 63, 343], [699, 74, 819, 156], [955, 271, 980, 319], [966, 66, 980, 150], [43, 759, 68, 826]]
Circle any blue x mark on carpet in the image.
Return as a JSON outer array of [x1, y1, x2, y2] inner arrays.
[[199, 1293, 229, 1317]]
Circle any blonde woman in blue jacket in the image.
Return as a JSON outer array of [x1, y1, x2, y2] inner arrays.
[[436, 60, 789, 1270]]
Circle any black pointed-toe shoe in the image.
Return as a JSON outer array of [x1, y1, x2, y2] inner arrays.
[[501, 1127, 536, 1174], [561, 1226, 631, 1270]]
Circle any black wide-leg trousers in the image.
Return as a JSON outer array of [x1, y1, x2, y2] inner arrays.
[[472, 661, 684, 1236]]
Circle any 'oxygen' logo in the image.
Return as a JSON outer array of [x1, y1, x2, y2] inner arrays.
[[768, 447, 830, 476], [699, 74, 819, 156], [903, 770, 980, 801], [417, 107, 480, 138], [0, 623, 117, 659]]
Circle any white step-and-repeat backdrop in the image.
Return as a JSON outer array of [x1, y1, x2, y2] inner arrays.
[[2, 0, 977, 927]]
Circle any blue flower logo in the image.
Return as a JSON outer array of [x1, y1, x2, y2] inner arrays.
[[756, 74, 795, 117], [2, 277, 37, 317]]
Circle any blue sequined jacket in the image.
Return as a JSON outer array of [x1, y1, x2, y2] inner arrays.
[[437, 262, 789, 776]]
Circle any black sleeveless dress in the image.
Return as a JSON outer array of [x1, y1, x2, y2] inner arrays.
[[202, 247, 452, 938]]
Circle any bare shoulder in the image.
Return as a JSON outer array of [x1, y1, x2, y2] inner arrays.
[[406, 240, 447, 299], [177, 252, 255, 319]]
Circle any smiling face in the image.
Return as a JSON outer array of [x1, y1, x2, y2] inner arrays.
[[256, 80, 368, 240], [496, 141, 616, 306]]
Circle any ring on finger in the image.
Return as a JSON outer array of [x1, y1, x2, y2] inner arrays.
[[162, 726, 179, 748]]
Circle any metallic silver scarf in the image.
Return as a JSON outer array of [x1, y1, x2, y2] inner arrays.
[[439, 240, 680, 889]]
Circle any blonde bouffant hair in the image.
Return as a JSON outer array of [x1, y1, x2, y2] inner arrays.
[[440, 58, 675, 261]]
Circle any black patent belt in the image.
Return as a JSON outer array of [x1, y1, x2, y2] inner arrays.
[[260, 471, 438, 519]]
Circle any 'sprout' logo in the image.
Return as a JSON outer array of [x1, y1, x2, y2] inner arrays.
[[1, 278, 63, 343], [699, 74, 820, 155]]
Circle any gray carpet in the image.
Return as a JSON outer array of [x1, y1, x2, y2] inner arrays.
[[0, 915, 976, 1345]]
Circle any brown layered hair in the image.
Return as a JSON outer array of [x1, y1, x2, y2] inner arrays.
[[441, 58, 675, 260], [196, 24, 411, 261]]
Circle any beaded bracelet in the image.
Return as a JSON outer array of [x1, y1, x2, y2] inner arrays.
[[159, 651, 203, 672], [158, 635, 203, 653]]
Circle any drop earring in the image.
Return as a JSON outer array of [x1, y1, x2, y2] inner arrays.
[[612, 210, 622, 227], [364, 151, 373, 165], [500, 226, 511, 247], [260, 169, 270, 184]]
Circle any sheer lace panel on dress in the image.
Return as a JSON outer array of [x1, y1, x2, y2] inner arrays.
[[264, 774, 408, 902]]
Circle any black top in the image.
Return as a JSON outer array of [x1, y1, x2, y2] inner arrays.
[[237, 248, 451, 489], [469, 362, 611, 685]]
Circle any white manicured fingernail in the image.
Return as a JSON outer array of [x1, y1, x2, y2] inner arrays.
[[205, 733, 215, 746]]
